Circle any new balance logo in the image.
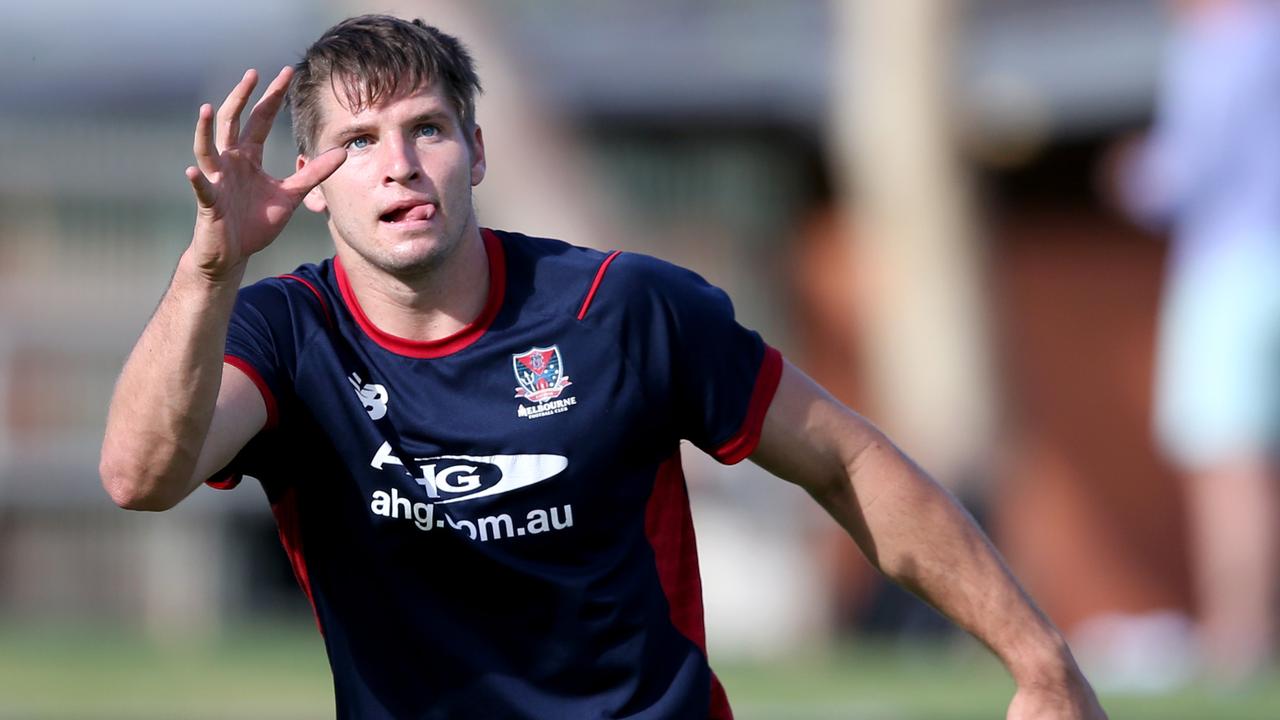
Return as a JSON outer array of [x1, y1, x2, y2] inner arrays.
[[349, 372, 389, 420]]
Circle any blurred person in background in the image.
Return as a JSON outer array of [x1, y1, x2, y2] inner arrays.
[[1111, 0, 1280, 684], [99, 14, 1106, 719]]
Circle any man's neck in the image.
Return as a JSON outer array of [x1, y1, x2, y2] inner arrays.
[[335, 225, 491, 343]]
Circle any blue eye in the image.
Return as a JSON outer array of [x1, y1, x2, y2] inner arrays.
[[346, 136, 370, 150], [416, 125, 439, 138]]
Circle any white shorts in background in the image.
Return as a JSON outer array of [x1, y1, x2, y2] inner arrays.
[[1154, 243, 1280, 471]]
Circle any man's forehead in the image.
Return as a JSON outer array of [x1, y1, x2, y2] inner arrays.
[[316, 76, 451, 129]]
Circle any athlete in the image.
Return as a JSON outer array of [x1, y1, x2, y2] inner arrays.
[[99, 15, 1107, 720]]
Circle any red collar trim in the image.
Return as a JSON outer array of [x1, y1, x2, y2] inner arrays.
[[334, 228, 506, 359]]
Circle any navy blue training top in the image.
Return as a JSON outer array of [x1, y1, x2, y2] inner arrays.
[[212, 229, 783, 719]]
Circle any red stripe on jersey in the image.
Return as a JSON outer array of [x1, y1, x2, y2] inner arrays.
[[334, 228, 507, 358], [645, 452, 734, 720], [577, 250, 623, 320], [205, 355, 279, 491], [712, 345, 783, 465], [204, 473, 241, 490], [223, 354, 279, 430], [279, 273, 334, 328], [271, 487, 323, 635]]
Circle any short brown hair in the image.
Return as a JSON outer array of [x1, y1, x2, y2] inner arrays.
[[288, 15, 482, 156]]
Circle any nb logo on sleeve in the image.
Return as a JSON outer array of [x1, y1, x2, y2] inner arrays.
[[349, 372, 389, 420]]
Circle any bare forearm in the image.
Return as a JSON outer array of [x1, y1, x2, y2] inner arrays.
[[825, 439, 1074, 684], [99, 249, 245, 510], [755, 363, 1104, 716]]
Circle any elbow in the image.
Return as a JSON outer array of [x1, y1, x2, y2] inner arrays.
[[839, 436, 890, 492], [98, 456, 182, 512]]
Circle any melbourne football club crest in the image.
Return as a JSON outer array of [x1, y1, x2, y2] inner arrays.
[[512, 346, 572, 403]]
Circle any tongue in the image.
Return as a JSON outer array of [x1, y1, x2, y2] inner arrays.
[[394, 204, 434, 222]]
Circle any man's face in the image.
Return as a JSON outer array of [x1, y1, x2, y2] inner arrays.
[[299, 78, 486, 277]]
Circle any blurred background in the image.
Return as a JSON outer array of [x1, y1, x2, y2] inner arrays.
[[2, 0, 1278, 717]]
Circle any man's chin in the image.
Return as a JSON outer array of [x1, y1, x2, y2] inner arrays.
[[336, 223, 467, 279], [369, 242, 451, 278]]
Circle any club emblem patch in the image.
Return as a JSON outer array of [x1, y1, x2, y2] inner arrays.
[[512, 345, 573, 403]]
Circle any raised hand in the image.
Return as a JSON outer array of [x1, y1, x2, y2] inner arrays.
[[184, 67, 346, 280]]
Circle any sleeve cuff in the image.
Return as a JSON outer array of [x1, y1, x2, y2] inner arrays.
[[223, 354, 279, 430], [206, 355, 279, 490], [205, 471, 243, 490], [711, 345, 783, 465]]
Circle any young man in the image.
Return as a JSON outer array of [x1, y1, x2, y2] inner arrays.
[[100, 15, 1107, 719]]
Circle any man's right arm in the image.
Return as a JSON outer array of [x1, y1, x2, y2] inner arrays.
[[99, 252, 264, 510], [99, 65, 344, 510]]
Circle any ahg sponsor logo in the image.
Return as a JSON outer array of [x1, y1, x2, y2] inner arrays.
[[368, 488, 574, 541], [369, 443, 568, 504]]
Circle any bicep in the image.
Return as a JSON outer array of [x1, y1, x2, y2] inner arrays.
[[190, 362, 268, 486], [751, 361, 954, 570], [749, 361, 883, 497]]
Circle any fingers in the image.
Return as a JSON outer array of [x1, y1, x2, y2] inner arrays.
[[282, 147, 348, 199], [192, 103, 219, 177], [241, 66, 294, 149], [185, 166, 216, 208], [215, 69, 258, 152]]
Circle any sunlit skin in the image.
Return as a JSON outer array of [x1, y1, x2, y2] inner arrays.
[[298, 79, 489, 341]]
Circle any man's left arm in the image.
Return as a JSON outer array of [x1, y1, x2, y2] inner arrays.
[[750, 361, 1107, 720]]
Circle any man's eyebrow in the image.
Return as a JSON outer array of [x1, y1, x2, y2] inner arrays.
[[328, 111, 453, 141], [408, 110, 452, 126], [331, 122, 374, 140]]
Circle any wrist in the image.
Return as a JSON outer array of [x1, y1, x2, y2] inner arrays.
[[1005, 629, 1082, 689], [177, 245, 248, 290]]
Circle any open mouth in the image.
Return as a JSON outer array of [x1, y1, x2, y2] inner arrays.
[[380, 203, 436, 224]]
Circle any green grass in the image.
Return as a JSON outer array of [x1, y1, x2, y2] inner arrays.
[[0, 623, 1276, 719], [718, 639, 1280, 719], [0, 621, 332, 719]]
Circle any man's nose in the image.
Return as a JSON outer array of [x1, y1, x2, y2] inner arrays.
[[380, 136, 421, 185]]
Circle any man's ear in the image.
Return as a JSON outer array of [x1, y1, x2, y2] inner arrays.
[[298, 154, 329, 213], [469, 125, 487, 186]]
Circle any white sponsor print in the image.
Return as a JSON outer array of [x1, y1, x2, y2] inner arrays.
[[349, 372, 389, 420], [367, 489, 575, 541], [413, 454, 568, 504], [368, 443, 568, 504], [366, 442, 574, 541]]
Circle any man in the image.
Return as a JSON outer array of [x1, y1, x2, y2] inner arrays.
[[1111, 0, 1280, 683], [100, 15, 1106, 719]]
